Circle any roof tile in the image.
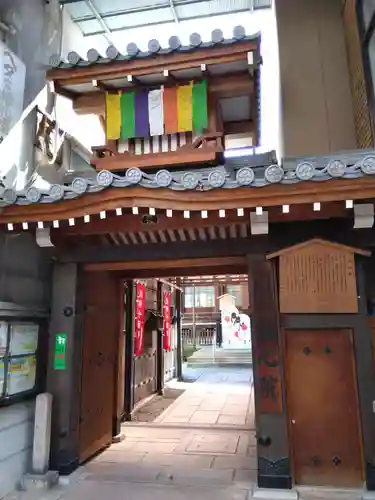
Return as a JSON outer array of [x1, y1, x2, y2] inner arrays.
[[50, 26, 260, 69]]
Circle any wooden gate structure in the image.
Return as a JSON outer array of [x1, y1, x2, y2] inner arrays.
[[2, 26, 375, 492]]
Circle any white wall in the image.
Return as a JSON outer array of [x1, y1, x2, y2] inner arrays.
[[0, 401, 35, 499]]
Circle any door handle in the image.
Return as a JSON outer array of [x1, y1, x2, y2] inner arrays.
[[291, 419, 296, 424]]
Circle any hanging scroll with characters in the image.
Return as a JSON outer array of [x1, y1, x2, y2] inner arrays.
[[134, 282, 146, 357], [105, 81, 208, 140], [163, 291, 171, 351]]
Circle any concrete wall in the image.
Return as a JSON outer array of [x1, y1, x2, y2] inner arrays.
[[0, 232, 51, 309], [0, 232, 51, 498], [275, 0, 357, 157], [0, 0, 63, 110], [0, 402, 35, 499]]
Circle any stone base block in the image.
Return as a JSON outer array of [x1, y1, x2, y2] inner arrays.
[[252, 488, 298, 500], [21, 471, 59, 491]]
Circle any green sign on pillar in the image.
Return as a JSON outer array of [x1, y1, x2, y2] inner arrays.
[[54, 333, 67, 370]]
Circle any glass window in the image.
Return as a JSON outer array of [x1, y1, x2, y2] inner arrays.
[[0, 322, 39, 400], [184, 287, 194, 308], [227, 285, 243, 308], [183, 286, 215, 308], [195, 286, 215, 307]]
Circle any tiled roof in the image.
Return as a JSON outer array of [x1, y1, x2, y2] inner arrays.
[[49, 26, 260, 69], [1, 150, 375, 207]]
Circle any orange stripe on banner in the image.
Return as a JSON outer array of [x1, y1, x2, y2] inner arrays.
[[163, 87, 178, 134]]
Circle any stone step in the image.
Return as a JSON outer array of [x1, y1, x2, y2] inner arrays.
[[188, 355, 252, 361], [190, 350, 252, 357], [187, 360, 253, 368]]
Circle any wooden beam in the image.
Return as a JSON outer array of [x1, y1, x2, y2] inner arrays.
[[47, 42, 258, 84], [96, 264, 247, 278], [72, 73, 254, 115], [56, 219, 374, 265], [52, 203, 349, 238], [0, 178, 371, 225], [84, 256, 245, 272], [224, 120, 254, 135], [92, 144, 221, 172]]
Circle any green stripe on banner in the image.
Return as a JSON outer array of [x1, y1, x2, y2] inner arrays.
[[120, 91, 135, 139], [192, 80, 208, 133]]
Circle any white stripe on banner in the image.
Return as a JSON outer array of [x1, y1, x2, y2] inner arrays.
[[148, 88, 164, 136]]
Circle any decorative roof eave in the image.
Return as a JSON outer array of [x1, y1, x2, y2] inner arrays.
[[1, 149, 375, 209], [47, 28, 261, 80], [1, 173, 375, 225]]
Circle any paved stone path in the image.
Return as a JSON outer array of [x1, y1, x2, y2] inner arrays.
[[83, 367, 257, 488], [5, 366, 370, 500], [156, 365, 255, 427], [58, 367, 257, 500]]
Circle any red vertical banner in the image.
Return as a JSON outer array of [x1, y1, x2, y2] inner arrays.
[[163, 291, 171, 351], [134, 282, 146, 356]]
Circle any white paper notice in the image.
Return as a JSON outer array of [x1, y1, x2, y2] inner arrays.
[[10, 323, 39, 355], [0, 322, 7, 356], [7, 355, 36, 395]]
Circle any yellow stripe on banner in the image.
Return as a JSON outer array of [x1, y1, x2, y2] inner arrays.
[[177, 84, 193, 132], [105, 92, 121, 140]]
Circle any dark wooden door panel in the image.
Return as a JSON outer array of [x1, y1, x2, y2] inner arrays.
[[285, 329, 363, 487], [79, 272, 119, 463]]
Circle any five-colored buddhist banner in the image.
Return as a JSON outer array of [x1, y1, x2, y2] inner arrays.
[[105, 80, 208, 140]]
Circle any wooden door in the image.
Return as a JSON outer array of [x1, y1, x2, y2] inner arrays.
[[79, 271, 119, 462], [285, 329, 363, 487]]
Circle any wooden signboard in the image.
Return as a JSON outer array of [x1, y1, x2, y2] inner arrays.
[[268, 239, 369, 314]]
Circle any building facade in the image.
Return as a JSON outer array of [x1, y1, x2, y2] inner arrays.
[[2, 0, 375, 496]]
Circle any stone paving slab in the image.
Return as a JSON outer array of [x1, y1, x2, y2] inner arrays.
[[84, 462, 237, 487], [156, 366, 255, 428], [212, 455, 257, 470], [55, 479, 251, 500]]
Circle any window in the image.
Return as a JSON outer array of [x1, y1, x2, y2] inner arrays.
[[227, 285, 244, 308], [0, 322, 39, 401], [184, 286, 215, 308]]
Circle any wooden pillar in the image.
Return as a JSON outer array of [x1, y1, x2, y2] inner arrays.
[[247, 255, 292, 489], [114, 280, 125, 436], [123, 280, 134, 421], [207, 91, 222, 133], [176, 279, 183, 382], [47, 262, 84, 474], [156, 281, 164, 395]]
